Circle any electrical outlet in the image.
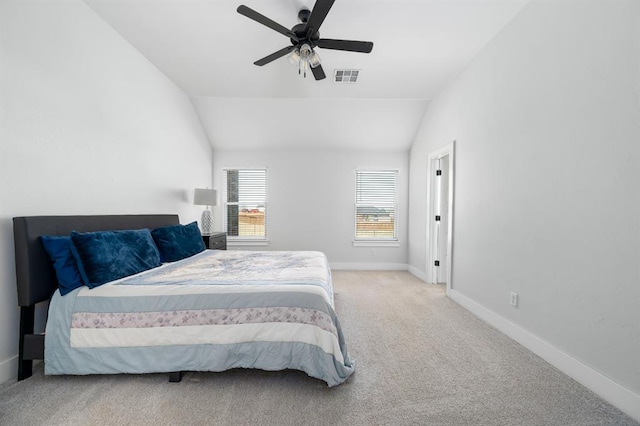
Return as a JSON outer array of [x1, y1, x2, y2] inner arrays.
[[370, 249, 376, 256], [510, 292, 518, 308]]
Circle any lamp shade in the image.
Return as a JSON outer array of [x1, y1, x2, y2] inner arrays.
[[194, 188, 217, 206]]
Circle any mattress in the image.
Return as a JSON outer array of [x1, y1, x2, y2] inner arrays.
[[45, 250, 355, 386]]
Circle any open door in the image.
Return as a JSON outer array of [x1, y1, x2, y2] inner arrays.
[[427, 142, 455, 295]]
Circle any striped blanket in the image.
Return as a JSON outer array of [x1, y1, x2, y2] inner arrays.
[[45, 250, 355, 386]]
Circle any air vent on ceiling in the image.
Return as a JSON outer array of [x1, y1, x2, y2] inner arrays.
[[334, 69, 359, 83]]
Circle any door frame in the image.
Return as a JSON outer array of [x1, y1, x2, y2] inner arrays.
[[426, 141, 455, 295]]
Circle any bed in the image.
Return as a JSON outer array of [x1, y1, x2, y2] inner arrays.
[[13, 215, 354, 386]]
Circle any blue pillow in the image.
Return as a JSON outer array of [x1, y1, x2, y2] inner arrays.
[[40, 236, 84, 296], [70, 228, 161, 288], [151, 221, 206, 262]]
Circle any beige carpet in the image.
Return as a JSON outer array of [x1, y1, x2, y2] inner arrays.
[[1, 271, 636, 425]]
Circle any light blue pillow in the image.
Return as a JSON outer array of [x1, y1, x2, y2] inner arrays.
[[151, 221, 206, 262], [40, 236, 84, 296], [70, 228, 161, 288]]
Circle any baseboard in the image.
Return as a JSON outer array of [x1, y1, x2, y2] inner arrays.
[[450, 289, 640, 422], [0, 355, 17, 384], [407, 265, 427, 282], [329, 262, 408, 271]]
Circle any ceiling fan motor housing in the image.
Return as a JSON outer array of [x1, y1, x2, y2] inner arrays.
[[291, 23, 320, 46]]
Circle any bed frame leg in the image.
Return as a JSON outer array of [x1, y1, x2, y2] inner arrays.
[[168, 371, 182, 383], [18, 305, 35, 381]]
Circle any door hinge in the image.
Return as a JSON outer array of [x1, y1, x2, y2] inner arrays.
[[436, 169, 442, 176], [435, 215, 441, 221], [434, 260, 440, 266]]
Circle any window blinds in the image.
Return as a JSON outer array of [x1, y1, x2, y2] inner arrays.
[[223, 169, 267, 238], [355, 170, 398, 239]]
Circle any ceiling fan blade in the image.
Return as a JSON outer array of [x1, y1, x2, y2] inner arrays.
[[306, 0, 335, 32], [311, 64, 326, 80], [254, 45, 296, 66], [317, 39, 373, 53], [237, 5, 298, 41]]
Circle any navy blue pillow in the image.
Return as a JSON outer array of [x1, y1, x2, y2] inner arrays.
[[70, 228, 161, 288], [151, 221, 206, 262], [40, 236, 84, 296]]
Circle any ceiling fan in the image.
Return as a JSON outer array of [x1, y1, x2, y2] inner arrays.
[[237, 0, 373, 80]]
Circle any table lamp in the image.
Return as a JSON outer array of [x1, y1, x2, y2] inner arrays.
[[194, 188, 217, 234]]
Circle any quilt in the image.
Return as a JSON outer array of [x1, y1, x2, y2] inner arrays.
[[45, 250, 354, 387]]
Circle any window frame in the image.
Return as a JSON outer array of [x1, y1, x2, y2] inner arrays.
[[353, 169, 399, 246], [222, 168, 268, 243]]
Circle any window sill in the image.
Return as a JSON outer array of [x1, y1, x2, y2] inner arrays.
[[228, 239, 270, 247], [352, 240, 400, 248]]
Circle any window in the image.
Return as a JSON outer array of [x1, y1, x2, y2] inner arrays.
[[355, 170, 398, 241], [223, 169, 267, 240]]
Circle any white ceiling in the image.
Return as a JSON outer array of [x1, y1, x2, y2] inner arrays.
[[84, 0, 529, 150]]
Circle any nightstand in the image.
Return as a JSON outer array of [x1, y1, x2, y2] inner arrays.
[[202, 232, 227, 250]]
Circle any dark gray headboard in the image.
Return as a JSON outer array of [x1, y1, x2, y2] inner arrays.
[[13, 214, 180, 307]]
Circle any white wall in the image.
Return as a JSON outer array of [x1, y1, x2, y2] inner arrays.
[[213, 149, 409, 268], [408, 0, 640, 418], [192, 98, 428, 151], [0, 0, 212, 383]]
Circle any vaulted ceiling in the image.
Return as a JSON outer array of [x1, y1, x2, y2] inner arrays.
[[84, 0, 529, 151]]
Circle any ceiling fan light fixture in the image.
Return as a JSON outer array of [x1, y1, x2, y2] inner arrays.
[[287, 48, 301, 66], [287, 43, 321, 77], [299, 43, 313, 60], [309, 50, 321, 68]]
